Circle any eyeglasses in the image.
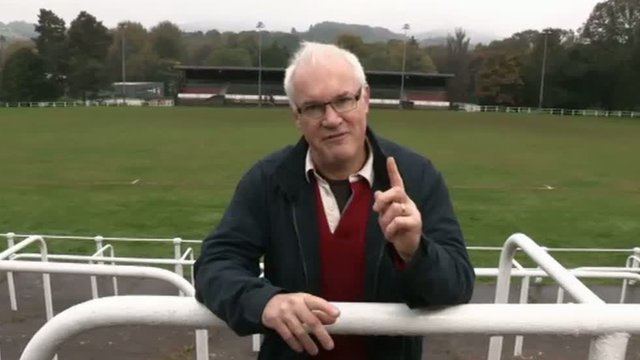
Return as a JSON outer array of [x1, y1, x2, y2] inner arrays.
[[296, 87, 362, 120]]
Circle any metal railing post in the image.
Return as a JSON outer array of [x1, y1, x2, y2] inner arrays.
[[91, 236, 104, 298], [5, 232, 18, 311], [512, 260, 529, 357], [173, 237, 184, 296], [620, 254, 640, 303], [630, 248, 640, 285]]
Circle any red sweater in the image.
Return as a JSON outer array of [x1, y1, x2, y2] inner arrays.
[[314, 178, 372, 360]]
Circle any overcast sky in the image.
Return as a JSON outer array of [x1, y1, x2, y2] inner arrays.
[[2, 0, 603, 38]]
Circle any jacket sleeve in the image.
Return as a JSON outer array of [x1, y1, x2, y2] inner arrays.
[[399, 162, 475, 308], [194, 163, 283, 336]]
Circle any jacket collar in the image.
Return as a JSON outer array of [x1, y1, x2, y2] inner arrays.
[[274, 126, 390, 201]]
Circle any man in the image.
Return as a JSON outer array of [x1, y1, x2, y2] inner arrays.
[[194, 42, 475, 359]]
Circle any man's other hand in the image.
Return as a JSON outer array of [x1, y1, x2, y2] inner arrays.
[[261, 293, 340, 355]]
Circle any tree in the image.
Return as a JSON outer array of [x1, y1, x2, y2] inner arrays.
[[34, 9, 68, 98], [445, 28, 471, 102], [68, 12, 111, 61], [206, 48, 252, 67], [337, 34, 366, 58], [184, 30, 221, 65], [1, 47, 56, 101], [261, 41, 290, 67], [402, 37, 437, 73], [1, 40, 35, 67], [581, 0, 640, 45], [107, 22, 159, 82], [475, 51, 524, 105], [362, 42, 393, 70], [150, 21, 184, 61], [67, 11, 112, 98], [580, 0, 640, 109]]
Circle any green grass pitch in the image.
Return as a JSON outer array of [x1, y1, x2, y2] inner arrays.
[[1, 106, 639, 268]]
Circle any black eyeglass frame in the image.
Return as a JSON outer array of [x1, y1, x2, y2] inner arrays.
[[295, 86, 363, 119]]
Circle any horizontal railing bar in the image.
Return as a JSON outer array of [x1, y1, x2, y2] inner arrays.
[[19, 296, 640, 360], [4, 233, 636, 252], [0, 261, 194, 296], [12, 253, 194, 266]]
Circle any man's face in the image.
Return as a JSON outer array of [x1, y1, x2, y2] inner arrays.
[[291, 57, 370, 173]]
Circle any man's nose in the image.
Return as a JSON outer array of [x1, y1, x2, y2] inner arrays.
[[322, 104, 342, 127]]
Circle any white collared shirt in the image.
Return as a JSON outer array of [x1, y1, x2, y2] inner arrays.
[[305, 141, 374, 233]]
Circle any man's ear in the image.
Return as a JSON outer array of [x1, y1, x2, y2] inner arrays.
[[363, 85, 371, 114], [293, 111, 302, 131]]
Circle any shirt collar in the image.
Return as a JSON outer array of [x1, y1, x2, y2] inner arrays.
[[304, 139, 374, 186]]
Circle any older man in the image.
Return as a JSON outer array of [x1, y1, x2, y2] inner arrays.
[[194, 42, 475, 359]]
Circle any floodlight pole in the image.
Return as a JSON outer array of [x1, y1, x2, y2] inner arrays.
[[538, 29, 552, 109], [400, 23, 410, 105], [257, 21, 265, 108], [121, 24, 127, 105]]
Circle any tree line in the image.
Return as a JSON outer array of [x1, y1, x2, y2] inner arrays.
[[0, 0, 639, 110]]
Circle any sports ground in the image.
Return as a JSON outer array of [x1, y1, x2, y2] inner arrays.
[[1, 106, 639, 268]]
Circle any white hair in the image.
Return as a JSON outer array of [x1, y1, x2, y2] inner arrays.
[[283, 41, 368, 110]]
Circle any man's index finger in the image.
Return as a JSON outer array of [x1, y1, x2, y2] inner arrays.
[[387, 157, 404, 189]]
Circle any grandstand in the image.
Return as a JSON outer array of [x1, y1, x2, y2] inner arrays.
[[175, 65, 453, 108]]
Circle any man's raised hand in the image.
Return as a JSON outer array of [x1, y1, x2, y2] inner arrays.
[[372, 157, 422, 261]]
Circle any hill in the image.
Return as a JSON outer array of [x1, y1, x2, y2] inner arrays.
[[0, 21, 36, 41]]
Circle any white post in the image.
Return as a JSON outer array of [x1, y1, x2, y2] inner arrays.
[[5, 232, 17, 311], [252, 334, 262, 352], [195, 329, 209, 360], [588, 333, 630, 360], [630, 248, 640, 285], [513, 265, 530, 356], [621, 251, 640, 302], [90, 236, 104, 299], [173, 237, 183, 296], [556, 287, 565, 303]]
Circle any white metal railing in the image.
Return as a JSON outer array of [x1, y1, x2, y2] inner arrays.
[[462, 105, 640, 118], [0, 260, 208, 360], [0, 236, 53, 319], [4, 232, 640, 359], [89, 245, 118, 298], [2, 233, 197, 310], [18, 296, 640, 360], [4, 232, 636, 253], [488, 233, 629, 360]]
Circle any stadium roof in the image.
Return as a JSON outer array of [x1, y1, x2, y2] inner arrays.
[[175, 66, 453, 89], [174, 65, 454, 79]]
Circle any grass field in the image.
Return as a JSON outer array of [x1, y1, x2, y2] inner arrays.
[[1, 106, 639, 268]]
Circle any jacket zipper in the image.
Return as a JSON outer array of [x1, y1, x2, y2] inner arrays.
[[291, 204, 310, 289]]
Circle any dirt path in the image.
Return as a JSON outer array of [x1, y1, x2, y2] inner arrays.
[[1, 272, 640, 359]]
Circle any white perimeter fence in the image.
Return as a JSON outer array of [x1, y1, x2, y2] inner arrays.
[[3, 100, 640, 119], [0, 99, 174, 108], [2, 232, 640, 359], [461, 104, 640, 118]]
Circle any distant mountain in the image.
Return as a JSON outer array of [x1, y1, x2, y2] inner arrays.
[[302, 21, 404, 43], [414, 29, 499, 47], [0, 21, 37, 40], [179, 20, 499, 47]]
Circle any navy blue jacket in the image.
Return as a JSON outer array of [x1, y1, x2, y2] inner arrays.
[[194, 128, 475, 359]]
